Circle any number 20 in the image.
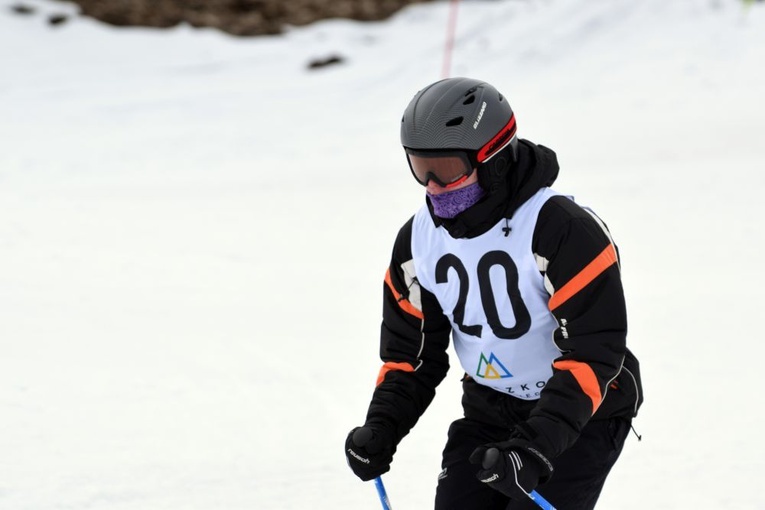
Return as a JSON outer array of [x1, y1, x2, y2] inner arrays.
[[435, 251, 531, 339]]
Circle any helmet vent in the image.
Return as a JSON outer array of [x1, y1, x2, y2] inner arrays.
[[463, 95, 476, 105], [446, 116, 464, 127]]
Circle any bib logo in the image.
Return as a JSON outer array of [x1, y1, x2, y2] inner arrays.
[[476, 352, 513, 379]]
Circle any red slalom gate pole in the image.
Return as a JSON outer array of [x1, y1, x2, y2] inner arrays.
[[441, 0, 460, 78]]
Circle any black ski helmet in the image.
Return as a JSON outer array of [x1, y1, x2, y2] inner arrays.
[[400, 77, 518, 193]]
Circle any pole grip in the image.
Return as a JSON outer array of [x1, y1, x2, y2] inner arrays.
[[483, 447, 555, 510]]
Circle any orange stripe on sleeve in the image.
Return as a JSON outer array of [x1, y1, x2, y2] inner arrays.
[[553, 360, 603, 414], [376, 361, 415, 386], [384, 268, 424, 320], [548, 244, 617, 311]]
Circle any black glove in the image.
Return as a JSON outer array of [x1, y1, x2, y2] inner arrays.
[[469, 440, 553, 501], [345, 425, 396, 481]]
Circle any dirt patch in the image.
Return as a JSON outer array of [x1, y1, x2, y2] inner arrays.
[[42, 0, 438, 36]]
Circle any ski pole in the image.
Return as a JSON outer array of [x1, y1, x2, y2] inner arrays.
[[373, 476, 392, 510], [528, 489, 556, 510], [483, 448, 557, 510]]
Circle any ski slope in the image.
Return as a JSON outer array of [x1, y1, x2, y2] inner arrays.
[[1, 0, 764, 508]]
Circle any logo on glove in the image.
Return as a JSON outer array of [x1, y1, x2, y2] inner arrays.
[[347, 448, 370, 464]]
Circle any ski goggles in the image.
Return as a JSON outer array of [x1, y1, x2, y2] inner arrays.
[[405, 148, 477, 188], [405, 115, 518, 188]]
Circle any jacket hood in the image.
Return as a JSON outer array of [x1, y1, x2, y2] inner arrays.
[[427, 139, 560, 239]]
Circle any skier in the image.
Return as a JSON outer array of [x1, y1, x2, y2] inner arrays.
[[345, 77, 643, 510]]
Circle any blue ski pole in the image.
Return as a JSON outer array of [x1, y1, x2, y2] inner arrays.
[[528, 489, 556, 510], [373, 476, 392, 510], [483, 448, 557, 510]]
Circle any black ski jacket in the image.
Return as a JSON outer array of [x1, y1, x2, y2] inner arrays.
[[364, 140, 643, 460]]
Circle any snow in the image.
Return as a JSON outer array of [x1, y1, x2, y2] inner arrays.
[[1, 0, 764, 508]]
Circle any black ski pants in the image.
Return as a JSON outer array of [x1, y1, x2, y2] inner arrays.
[[434, 415, 631, 510]]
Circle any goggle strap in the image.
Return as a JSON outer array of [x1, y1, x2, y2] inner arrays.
[[477, 115, 517, 163]]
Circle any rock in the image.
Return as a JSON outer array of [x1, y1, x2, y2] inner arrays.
[[307, 54, 345, 70], [48, 13, 69, 26], [10, 3, 36, 15]]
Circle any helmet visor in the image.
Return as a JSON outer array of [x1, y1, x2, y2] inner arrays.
[[405, 149, 475, 188]]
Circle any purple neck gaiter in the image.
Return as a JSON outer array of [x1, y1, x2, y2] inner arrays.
[[427, 182, 486, 219]]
